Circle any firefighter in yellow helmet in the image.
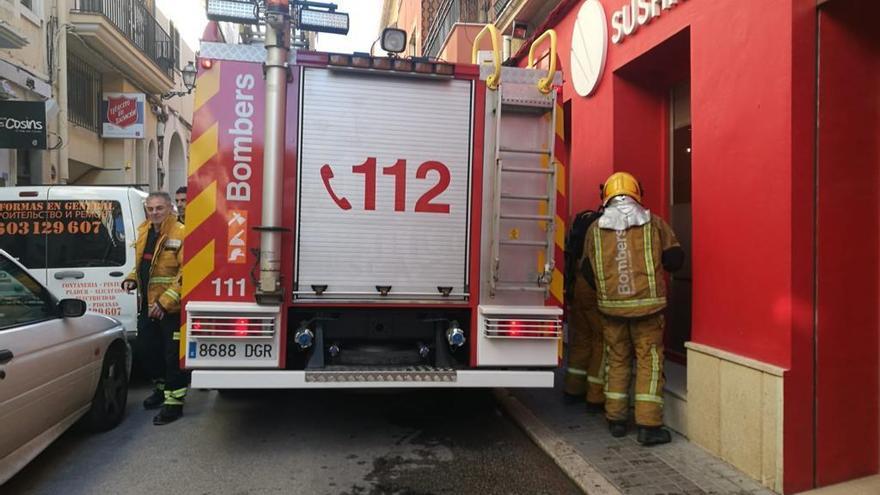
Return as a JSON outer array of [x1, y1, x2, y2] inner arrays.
[[563, 208, 606, 412], [582, 172, 683, 445]]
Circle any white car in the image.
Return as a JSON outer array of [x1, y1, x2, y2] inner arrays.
[[0, 249, 129, 484]]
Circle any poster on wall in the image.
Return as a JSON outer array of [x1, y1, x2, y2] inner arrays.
[[102, 92, 145, 138], [0, 101, 47, 149]]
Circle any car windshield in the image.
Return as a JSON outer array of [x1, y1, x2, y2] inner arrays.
[[0, 257, 56, 328], [0, 200, 126, 269]]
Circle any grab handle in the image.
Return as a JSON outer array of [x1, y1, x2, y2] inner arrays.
[[472, 24, 501, 91], [528, 29, 558, 94]]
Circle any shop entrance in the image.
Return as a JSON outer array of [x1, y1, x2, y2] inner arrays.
[[613, 29, 692, 364], [815, 0, 879, 485]]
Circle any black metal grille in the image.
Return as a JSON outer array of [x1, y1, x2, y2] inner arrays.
[[67, 54, 102, 133], [74, 0, 175, 79]]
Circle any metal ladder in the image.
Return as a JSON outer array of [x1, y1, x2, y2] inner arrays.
[[489, 81, 558, 296]]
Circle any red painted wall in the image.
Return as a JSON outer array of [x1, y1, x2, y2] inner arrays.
[[816, 0, 880, 485], [542, 0, 818, 491], [558, 0, 800, 363]]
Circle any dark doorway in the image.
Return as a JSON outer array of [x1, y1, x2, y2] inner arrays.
[[815, 0, 880, 485], [667, 83, 692, 360]]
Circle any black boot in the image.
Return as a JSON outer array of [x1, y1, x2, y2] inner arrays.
[[585, 402, 604, 414], [142, 389, 164, 410], [637, 426, 671, 446], [563, 392, 584, 405], [153, 405, 183, 425], [608, 420, 628, 437]]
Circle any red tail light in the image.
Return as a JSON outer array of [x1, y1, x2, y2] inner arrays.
[[485, 318, 562, 338], [508, 320, 522, 337], [234, 318, 250, 337]]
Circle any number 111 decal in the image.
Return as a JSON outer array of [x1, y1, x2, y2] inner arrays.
[[320, 158, 451, 214]]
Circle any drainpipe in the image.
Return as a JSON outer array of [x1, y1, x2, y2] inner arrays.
[[255, 4, 290, 304], [55, 0, 69, 184]]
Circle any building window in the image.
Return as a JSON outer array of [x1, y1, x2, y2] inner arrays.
[[170, 21, 181, 73], [20, 0, 32, 10], [67, 54, 102, 133]]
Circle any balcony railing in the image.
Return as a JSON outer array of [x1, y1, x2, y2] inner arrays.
[[493, 0, 513, 20], [73, 0, 176, 79], [423, 0, 460, 59], [423, 0, 484, 59]]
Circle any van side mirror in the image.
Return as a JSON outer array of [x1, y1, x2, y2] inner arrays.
[[59, 299, 87, 318]]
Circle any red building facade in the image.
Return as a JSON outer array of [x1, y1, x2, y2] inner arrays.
[[510, 0, 878, 492]]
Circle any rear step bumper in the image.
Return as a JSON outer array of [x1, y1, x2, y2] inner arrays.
[[191, 369, 555, 389]]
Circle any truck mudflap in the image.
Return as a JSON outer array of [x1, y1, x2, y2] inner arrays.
[[190, 369, 555, 389]]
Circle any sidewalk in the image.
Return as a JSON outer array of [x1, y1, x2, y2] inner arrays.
[[498, 370, 775, 495]]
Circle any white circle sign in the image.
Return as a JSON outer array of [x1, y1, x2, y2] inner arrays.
[[570, 0, 608, 97]]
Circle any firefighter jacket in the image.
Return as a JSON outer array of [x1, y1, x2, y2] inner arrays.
[[584, 216, 681, 318], [125, 215, 184, 314]]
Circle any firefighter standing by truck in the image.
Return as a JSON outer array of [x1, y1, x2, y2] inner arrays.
[[583, 172, 683, 445], [563, 208, 606, 412], [123, 191, 187, 425]]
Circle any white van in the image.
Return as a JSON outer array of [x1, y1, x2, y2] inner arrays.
[[0, 186, 147, 340]]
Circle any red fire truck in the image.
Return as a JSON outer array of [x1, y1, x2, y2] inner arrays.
[[181, 11, 567, 389]]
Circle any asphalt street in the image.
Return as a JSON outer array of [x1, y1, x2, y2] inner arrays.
[[5, 381, 582, 495]]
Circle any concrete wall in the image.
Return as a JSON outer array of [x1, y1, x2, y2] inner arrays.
[[687, 344, 784, 492]]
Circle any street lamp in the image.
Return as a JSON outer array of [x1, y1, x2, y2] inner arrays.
[[161, 61, 198, 100]]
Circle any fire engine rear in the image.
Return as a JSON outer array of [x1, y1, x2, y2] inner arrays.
[[181, 12, 567, 388]]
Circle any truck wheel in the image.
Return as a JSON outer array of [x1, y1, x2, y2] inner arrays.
[[86, 344, 129, 431]]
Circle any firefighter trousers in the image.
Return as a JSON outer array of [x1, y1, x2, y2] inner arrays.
[[137, 312, 188, 407], [564, 301, 605, 404], [602, 313, 665, 427]]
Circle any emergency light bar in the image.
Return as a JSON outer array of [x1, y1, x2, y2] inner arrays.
[[299, 7, 349, 35], [206, 0, 259, 24], [328, 54, 454, 77]]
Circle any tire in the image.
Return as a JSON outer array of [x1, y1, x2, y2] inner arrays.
[[85, 344, 129, 432]]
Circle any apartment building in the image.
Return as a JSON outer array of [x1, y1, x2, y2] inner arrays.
[[379, 0, 560, 61], [0, 0, 195, 192]]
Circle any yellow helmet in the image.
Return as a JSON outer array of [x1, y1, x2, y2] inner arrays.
[[601, 172, 642, 205]]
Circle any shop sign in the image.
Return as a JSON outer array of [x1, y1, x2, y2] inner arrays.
[[102, 92, 145, 139], [571, 0, 608, 97], [0, 101, 47, 149], [611, 0, 686, 44]]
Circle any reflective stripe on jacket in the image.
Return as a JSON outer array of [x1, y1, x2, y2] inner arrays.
[[124, 215, 184, 314], [585, 216, 679, 318]]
